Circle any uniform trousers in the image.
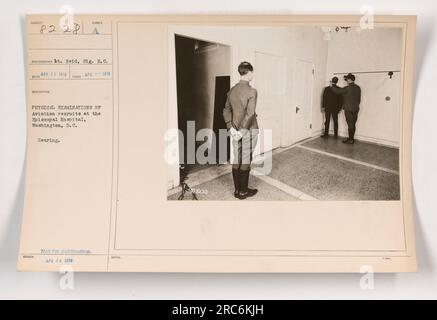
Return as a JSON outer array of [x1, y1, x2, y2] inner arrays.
[[232, 129, 259, 171]]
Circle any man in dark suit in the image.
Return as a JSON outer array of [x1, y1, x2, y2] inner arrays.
[[321, 77, 343, 138], [331, 73, 361, 144], [223, 62, 259, 200]]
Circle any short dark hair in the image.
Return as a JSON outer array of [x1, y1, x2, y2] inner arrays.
[[238, 61, 253, 75], [331, 76, 339, 84], [348, 74, 356, 81]]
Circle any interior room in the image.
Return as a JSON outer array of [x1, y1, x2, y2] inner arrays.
[[167, 25, 402, 201], [174, 35, 231, 173]]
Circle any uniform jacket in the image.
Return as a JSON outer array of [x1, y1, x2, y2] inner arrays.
[[331, 82, 361, 112], [322, 85, 343, 113], [223, 80, 259, 130]]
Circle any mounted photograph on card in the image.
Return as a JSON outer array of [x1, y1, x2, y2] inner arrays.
[[19, 15, 416, 272]]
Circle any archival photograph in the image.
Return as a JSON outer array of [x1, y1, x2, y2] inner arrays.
[[166, 24, 403, 201], [17, 14, 417, 274]]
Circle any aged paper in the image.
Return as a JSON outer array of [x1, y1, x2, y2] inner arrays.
[[18, 15, 417, 272]]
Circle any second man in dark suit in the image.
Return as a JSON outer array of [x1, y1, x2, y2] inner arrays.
[[331, 73, 361, 144]]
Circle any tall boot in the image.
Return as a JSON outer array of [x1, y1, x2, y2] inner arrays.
[[231, 168, 239, 198], [347, 129, 355, 144], [237, 170, 258, 200], [343, 129, 353, 143]]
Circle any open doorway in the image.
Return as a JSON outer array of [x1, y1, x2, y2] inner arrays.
[[174, 34, 231, 177]]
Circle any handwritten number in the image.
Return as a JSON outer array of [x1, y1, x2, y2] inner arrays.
[[62, 23, 80, 34], [39, 23, 80, 34], [73, 23, 80, 34]]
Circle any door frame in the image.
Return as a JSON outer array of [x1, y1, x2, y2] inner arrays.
[[293, 58, 315, 144], [168, 29, 234, 189]]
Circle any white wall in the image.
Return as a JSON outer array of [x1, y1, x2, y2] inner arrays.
[[288, 27, 329, 142], [325, 28, 403, 146]]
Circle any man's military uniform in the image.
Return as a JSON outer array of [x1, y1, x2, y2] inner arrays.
[[223, 80, 259, 199], [332, 82, 361, 141]]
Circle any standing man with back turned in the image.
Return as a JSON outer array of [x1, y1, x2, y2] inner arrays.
[[223, 61, 259, 200], [331, 73, 361, 144], [321, 76, 343, 139]]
